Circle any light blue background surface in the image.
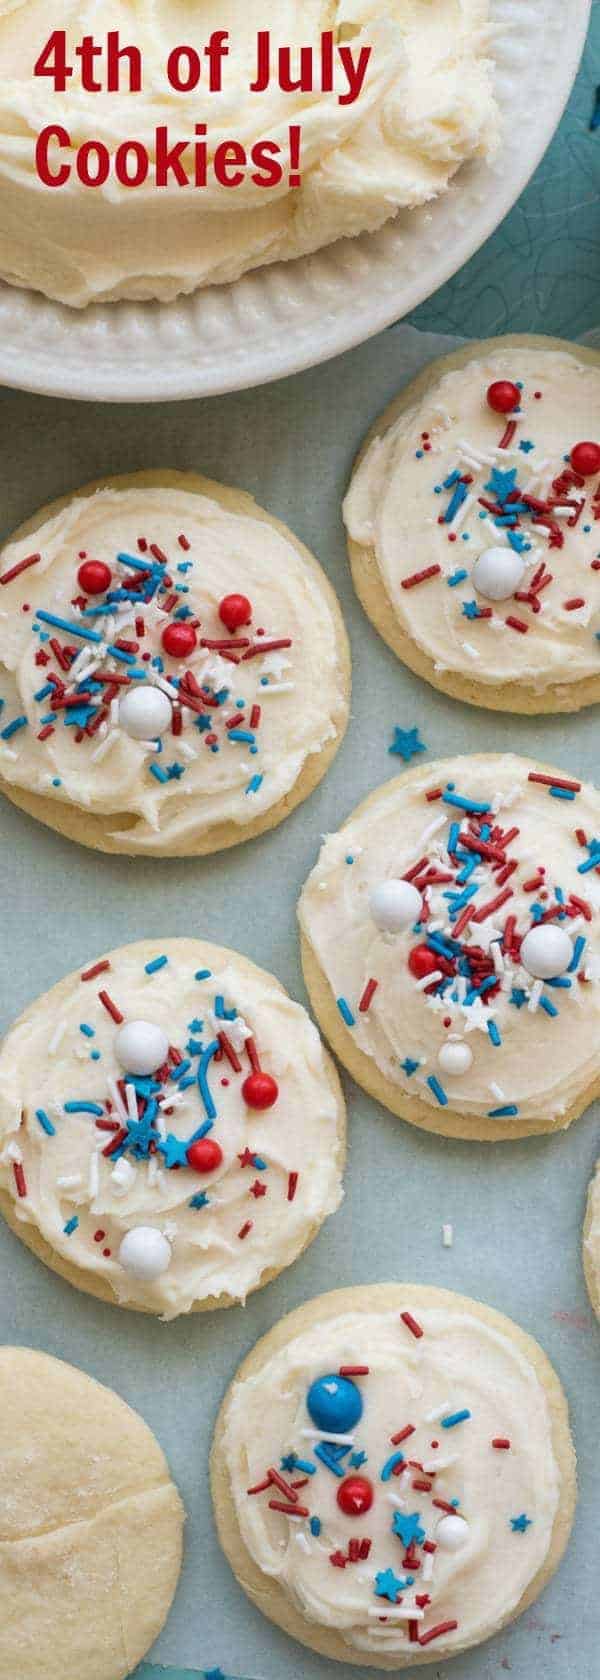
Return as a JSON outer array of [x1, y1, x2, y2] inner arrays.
[[0, 11, 599, 1680]]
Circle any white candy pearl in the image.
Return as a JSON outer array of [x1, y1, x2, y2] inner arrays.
[[438, 1041, 473, 1077], [370, 879, 423, 934], [436, 1514, 470, 1551], [118, 1227, 172, 1282], [114, 1020, 169, 1076], [520, 925, 573, 980], [119, 685, 172, 740], [472, 546, 525, 602]]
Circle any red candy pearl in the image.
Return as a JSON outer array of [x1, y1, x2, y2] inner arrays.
[[486, 380, 520, 415], [241, 1071, 279, 1110], [161, 621, 198, 658], [337, 1476, 374, 1518], [219, 593, 252, 632], [77, 559, 112, 595], [570, 441, 600, 477], [408, 944, 440, 981], [186, 1137, 223, 1173]]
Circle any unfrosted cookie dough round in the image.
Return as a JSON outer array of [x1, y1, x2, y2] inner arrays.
[[0, 1346, 184, 1680], [0, 470, 350, 856], [0, 3, 497, 309], [344, 336, 600, 713], [298, 753, 600, 1140], [583, 1161, 600, 1319], [211, 1283, 575, 1668], [0, 939, 345, 1316]]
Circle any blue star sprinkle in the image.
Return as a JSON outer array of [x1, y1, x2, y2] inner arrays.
[[401, 1057, 420, 1077], [389, 726, 426, 763], [391, 1511, 426, 1547], [511, 1513, 533, 1533], [374, 1568, 412, 1603]]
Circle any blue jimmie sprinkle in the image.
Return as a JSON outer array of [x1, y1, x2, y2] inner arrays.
[[145, 954, 168, 974], [427, 1075, 448, 1107], [568, 936, 586, 972], [64, 1100, 104, 1116], [337, 997, 355, 1027], [447, 569, 468, 587], [380, 1451, 405, 1482], [36, 610, 102, 644], [195, 969, 212, 981], [35, 1108, 55, 1136], [549, 785, 576, 801], [149, 762, 169, 784], [1, 715, 28, 740], [198, 1040, 220, 1120], [441, 1409, 472, 1429], [310, 1516, 322, 1537], [488, 1104, 519, 1118], [443, 788, 491, 815], [63, 1216, 79, 1236], [487, 1020, 501, 1046], [246, 773, 263, 795], [79, 1023, 95, 1039], [228, 729, 255, 745], [539, 994, 558, 1018]]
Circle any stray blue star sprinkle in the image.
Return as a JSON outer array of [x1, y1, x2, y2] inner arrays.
[[350, 1450, 368, 1469], [189, 1191, 210, 1210], [511, 1513, 533, 1533], [462, 599, 483, 620], [374, 1568, 411, 1603], [389, 726, 426, 763], [401, 1057, 420, 1077], [485, 466, 518, 505], [280, 1453, 298, 1473], [392, 1510, 426, 1547], [519, 439, 535, 453]]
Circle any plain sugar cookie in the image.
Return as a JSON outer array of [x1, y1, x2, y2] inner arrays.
[[298, 753, 600, 1141], [583, 1161, 600, 1319], [0, 1346, 184, 1680], [344, 335, 600, 712], [211, 1283, 575, 1668], [0, 939, 345, 1316], [0, 470, 350, 855]]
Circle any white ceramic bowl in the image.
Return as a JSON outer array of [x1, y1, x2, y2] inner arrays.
[[0, 0, 590, 403]]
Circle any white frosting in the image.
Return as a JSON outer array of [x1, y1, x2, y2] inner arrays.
[[299, 754, 600, 1124], [222, 1303, 561, 1655], [0, 940, 343, 1317], [344, 348, 600, 694], [0, 483, 347, 851], [0, 1, 497, 307]]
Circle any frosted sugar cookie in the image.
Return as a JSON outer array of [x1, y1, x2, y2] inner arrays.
[[0, 939, 345, 1316], [211, 1283, 575, 1668], [344, 336, 600, 712], [0, 1346, 183, 1680], [0, 4, 497, 308], [0, 470, 349, 855], [299, 753, 600, 1140], [583, 1161, 600, 1319]]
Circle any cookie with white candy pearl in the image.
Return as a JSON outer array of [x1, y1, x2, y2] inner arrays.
[[211, 1282, 576, 1669], [0, 470, 350, 856], [0, 939, 345, 1316], [298, 752, 600, 1141], [0, 1346, 184, 1680], [344, 335, 600, 714]]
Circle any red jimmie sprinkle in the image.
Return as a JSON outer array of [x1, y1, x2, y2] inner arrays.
[[178, 533, 190, 550], [287, 1171, 299, 1203], [13, 1161, 27, 1198], [81, 959, 111, 982], [563, 597, 585, 611], [492, 1437, 511, 1449], [390, 1424, 415, 1445], [0, 551, 41, 586], [217, 1032, 242, 1073], [359, 978, 378, 1013], [268, 1500, 309, 1517], [425, 787, 443, 803], [419, 1620, 458, 1647], [238, 1220, 253, 1240], [401, 564, 442, 590], [400, 1311, 424, 1339], [505, 615, 529, 634], [433, 1498, 456, 1514], [528, 772, 581, 793], [98, 990, 124, 1024], [339, 1366, 370, 1377]]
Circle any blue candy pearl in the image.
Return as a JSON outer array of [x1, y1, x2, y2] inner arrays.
[[306, 1374, 363, 1433]]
